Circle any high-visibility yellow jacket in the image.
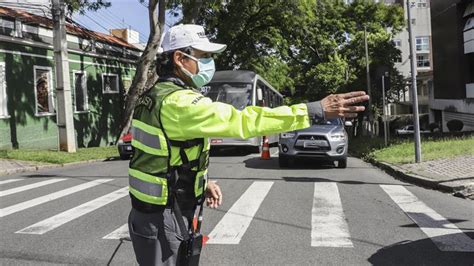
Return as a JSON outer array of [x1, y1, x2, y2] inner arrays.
[[128, 78, 313, 209]]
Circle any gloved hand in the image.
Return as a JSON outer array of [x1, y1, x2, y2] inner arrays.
[[306, 91, 369, 120]]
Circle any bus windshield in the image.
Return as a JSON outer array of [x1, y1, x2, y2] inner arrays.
[[203, 83, 253, 110]]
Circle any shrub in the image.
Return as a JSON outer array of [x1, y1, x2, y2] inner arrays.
[[446, 119, 464, 132]]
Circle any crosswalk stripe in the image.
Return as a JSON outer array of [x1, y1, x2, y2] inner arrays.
[[0, 179, 112, 218], [103, 223, 129, 240], [0, 179, 67, 197], [311, 182, 353, 247], [207, 181, 273, 244], [16, 187, 129, 235], [381, 185, 474, 252], [0, 179, 24, 185]]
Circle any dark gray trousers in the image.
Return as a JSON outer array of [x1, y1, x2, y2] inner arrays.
[[128, 208, 193, 266]]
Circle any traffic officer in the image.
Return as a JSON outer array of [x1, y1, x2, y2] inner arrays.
[[128, 24, 369, 266]]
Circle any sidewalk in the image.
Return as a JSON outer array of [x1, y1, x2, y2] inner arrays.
[[371, 155, 474, 199], [0, 158, 108, 176], [0, 159, 56, 176]]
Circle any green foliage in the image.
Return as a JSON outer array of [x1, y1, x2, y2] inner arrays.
[[65, 0, 111, 14], [371, 137, 474, 164], [349, 136, 474, 164], [197, 0, 405, 106]]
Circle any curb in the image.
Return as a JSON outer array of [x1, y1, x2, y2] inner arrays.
[[0, 158, 114, 176], [367, 158, 473, 199]]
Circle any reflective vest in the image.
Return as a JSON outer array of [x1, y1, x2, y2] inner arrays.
[[128, 81, 209, 206]]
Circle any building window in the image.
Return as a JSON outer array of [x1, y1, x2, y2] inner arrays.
[[0, 17, 15, 36], [74, 71, 88, 112], [34, 66, 55, 115], [416, 36, 430, 52], [417, 0, 428, 8], [0, 62, 8, 118], [102, 73, 119, 94], [417, 54, 430, 68], [22, 23, 39, 39], [394, 56, 402, 63]]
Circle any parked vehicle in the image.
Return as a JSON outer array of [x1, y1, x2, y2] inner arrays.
[[278, 118, 352, 168], [395, 125, 430, 135], [202, 70, 284, 153], [117, 132, 133, 160]]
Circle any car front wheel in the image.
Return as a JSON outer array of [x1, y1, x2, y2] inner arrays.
[[337, 158, 347, 168]]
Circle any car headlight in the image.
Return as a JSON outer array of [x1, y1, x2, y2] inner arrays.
[[329, 133, 346, 140], [280, 132, 296, 139]]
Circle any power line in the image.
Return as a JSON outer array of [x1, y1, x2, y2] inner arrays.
[[85, 7, 148, 42], [100, 8, 148, 38], [81, 13, 110, 33]]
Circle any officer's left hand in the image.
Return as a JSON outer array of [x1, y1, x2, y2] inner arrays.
[[205, 181, 222, 208]]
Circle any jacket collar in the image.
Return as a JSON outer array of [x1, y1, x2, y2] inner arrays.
[[158, 76, 200, 92], [158, 76, 186, 87]]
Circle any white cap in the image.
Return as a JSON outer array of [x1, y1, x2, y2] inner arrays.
[[159, 24, 227, 54]]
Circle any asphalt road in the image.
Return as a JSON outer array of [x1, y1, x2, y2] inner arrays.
[[1, 149, 473, 265]]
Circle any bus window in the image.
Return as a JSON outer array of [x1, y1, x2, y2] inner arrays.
[[256, 81, 266, 106], [206, 83, 252, 110], [264, 87, 271, 107]]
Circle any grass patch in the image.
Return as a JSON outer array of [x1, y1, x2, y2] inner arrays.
[[0, 146, 118, 164], [349, 136, 474, 164]]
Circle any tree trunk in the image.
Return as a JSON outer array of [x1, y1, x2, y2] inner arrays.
[[119, 0, 165, 138]]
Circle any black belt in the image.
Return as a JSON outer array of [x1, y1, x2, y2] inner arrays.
[[130, 193, 197, 213]]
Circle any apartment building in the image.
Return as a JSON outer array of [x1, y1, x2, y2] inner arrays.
[[429, 0, 474, 132]]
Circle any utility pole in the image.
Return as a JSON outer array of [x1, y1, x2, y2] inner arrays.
[[52, 0, 76, 152], [364, 26, 373, 137], [406, 0, 422, 162]]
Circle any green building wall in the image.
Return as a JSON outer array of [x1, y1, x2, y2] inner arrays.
[[0, 41, 136, 150]]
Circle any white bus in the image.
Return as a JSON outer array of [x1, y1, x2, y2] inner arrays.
[[200, 70, 284, 153]]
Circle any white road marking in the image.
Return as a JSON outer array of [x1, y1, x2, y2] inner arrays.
[[207, 181, 273, 244], [0, 179, 112, 218], [0, 179, 66, 197], [103, 223, 129, 239], [0, 179, 24, 185], [311, 182, 353, 247], [381, 185, 474, 252], [17, 187, 129, 235]]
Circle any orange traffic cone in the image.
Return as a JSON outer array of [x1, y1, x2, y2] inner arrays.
[[261, 136, 270, 160]]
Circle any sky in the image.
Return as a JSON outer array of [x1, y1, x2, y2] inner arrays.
[[72, 0, 181, 43]]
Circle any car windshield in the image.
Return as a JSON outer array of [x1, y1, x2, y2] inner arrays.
[[312, 118, 342, 125], [201, 83, 253, 110]]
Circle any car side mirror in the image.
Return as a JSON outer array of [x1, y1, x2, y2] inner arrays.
[[257, 88, 263, 101], [344, 121, 353, 127]]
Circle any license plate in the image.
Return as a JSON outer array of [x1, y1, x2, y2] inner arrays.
[[125, 146, 133, 151], [304, 140, 327, 148], [304, 140, 320, 148]]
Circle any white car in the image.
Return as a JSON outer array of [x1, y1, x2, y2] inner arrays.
[[395, 125, 430, 135]]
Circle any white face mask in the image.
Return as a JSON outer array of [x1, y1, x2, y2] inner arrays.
[[180, 52, 216, 88]]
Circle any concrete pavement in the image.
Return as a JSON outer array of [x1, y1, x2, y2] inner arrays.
[[2, 155, 473, 265], [370, 155, 474, 199], [0, 159, 53, 176], [0, 158, 106, 176], [2, 153, 473, 199]]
